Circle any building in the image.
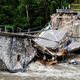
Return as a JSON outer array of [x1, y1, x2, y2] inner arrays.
[[51, 9, 80, 41]]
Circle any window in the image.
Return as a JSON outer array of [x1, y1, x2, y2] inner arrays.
[[17, 55, 21, 61]]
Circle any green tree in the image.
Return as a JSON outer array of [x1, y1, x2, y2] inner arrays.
[[0, 0, 74, 31]]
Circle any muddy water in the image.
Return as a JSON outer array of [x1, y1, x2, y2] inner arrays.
[[0, 36, 80, 80], [0, 36, 37, 71], [0, 62, 80, 80]]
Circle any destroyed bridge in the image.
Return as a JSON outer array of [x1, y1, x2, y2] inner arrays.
[[0, 28, 80, 72], [0, 9, 80, 72]]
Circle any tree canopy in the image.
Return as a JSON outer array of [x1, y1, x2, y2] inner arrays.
[[0, 0, 74, 31]]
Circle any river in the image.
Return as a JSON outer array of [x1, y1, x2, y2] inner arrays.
[[0, 61, 80, 80]]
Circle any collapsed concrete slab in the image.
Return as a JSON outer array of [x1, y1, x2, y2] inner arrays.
[[35, 29, 67, 48], [68, 42, 80, 50], [0, 35, 37, 72], [65, 41, 80, 53]]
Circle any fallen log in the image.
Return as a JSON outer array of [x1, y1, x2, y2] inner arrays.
[[0, 32, 51, 41]]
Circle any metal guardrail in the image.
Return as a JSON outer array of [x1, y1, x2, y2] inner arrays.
[[0, 25, 43, 34], [0, 25, 14, 32]]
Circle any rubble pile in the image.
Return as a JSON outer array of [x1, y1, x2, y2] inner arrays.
[[33, 9, 80, 66], [0, 9, 80, 72], [33, 30, 80, 65]]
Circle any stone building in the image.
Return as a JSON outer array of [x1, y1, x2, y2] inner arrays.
[[51, 9, 80, 41]]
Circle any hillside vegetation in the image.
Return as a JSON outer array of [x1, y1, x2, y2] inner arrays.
[[0, 0, 75, 31], [71, 0, 80, 11]]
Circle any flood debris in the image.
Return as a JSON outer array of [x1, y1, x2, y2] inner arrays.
[[68, 59, 79, 65], [33, 9, 80, 66], [0, 9, 80, 72]]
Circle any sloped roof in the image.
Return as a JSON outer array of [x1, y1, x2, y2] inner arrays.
[[36, 29, 67, 48], [68, 41, 80, 50]]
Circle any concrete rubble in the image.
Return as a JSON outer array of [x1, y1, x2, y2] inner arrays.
[[0, 9, 80, 72], [33, 9, 80, 66]]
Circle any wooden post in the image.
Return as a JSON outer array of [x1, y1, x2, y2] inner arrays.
[[5, 26, 7, 32], [12, 27, 14, 33]]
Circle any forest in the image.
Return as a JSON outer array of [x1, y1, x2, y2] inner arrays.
[[0, 0, 74, 31]]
